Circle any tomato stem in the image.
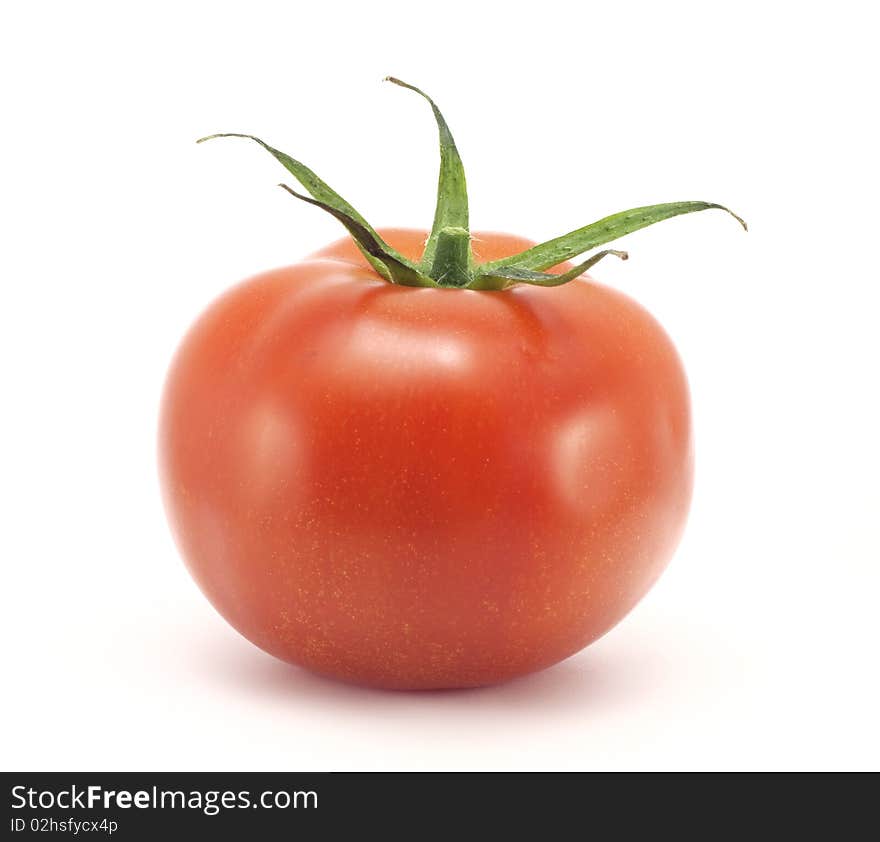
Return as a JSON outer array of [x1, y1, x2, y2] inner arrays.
[[430, 227, 473, 286]]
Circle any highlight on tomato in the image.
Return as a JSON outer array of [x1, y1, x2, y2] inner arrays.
[[159, 78, 745, 689]]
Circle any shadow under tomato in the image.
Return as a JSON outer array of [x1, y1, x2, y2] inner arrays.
[[197, 630, 664, 719]]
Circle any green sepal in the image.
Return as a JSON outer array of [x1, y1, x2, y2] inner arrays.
[[277, 184, 436, 287], [481, 202, 747, 274], [471, 249, 628, 290], [196, 132, 417, 275], [384, 78, 470, 271]]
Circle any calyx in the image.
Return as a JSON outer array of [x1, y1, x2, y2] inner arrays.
[[198, 78, 746, 290]]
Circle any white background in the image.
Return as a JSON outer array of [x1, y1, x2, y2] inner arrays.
[[2, 1, 878, 771]]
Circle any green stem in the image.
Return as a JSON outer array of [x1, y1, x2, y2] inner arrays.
[[430, 227, 472, 286]]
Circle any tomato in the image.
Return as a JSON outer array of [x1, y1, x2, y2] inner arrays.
[[159, 228, 692, 689], [165, 78, 742, 688]]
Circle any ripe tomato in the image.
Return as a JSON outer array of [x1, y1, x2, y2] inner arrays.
[[159, 228, 692, 689], [165, 78, 742, 689]]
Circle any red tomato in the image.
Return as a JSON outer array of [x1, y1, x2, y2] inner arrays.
[[159, 228, 692, 689]]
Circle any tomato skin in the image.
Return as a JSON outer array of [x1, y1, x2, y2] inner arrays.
[[159, 229, 692, 689]]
